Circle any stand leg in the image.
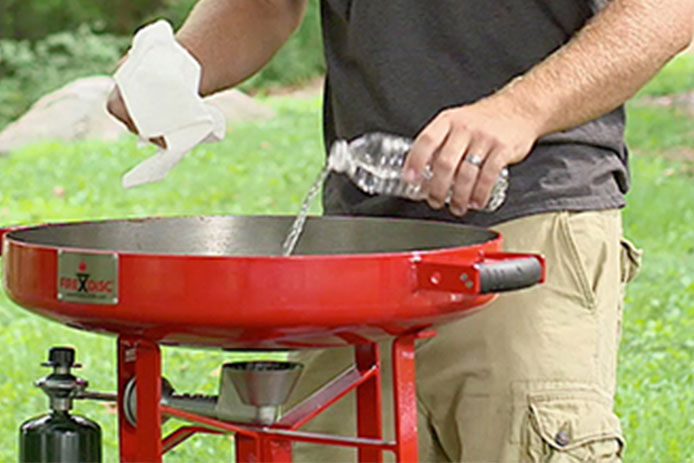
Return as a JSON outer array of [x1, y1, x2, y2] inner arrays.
[[355, 343, 383, 463], [236, 435, 292, 462], [118, 337, 162, 463], [235, 434, 261, 462], [392, 335, 420, 463]]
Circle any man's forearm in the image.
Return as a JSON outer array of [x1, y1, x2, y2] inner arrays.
[[176, 0, 307, 96], [493, 0, 694, 137]]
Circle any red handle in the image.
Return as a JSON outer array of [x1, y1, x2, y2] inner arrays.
[[415, 252, 545, 295]]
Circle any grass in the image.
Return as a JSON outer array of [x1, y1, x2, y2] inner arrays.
[[0, 96, 325, 225], [1, 58, 694, 460], [626, 105, 694, 153], [615, 154, 694, 461]]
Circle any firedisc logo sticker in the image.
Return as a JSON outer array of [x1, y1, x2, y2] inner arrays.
[[57, 251, 118, 305]]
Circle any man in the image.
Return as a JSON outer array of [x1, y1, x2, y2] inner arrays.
[[108, 0, 691, 461]]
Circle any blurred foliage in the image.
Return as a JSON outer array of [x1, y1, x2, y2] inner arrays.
[[0, 27, 129, 128], [0, 0, 185, 39], [0, 1, 324, 129]]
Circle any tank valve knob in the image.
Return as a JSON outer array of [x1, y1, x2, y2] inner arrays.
[[42, 346, 81, 371], [19, 346, 102, 463], [36, 346, 88, 413]]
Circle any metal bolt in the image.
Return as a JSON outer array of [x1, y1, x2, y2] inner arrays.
[[430, 272, 442, 285], [555, 430, 571, 447], [465, 281, 473, 289], [459, 273, 468, 281]]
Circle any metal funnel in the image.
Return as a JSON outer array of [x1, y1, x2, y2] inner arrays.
[[223, 361, 303, 425]]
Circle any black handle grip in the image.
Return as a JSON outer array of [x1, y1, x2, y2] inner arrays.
[[478, 257, 543, 294]]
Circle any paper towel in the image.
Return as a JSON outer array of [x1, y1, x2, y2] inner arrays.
[[114, 20, 225, 188]]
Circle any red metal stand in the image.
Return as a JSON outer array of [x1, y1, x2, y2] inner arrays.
[[118, 337, 163, 462], [116, 331, 433, 462], [355, 343, 383, 463]]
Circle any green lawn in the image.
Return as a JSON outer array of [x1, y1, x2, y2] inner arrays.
[[1, 60, 694, 461]]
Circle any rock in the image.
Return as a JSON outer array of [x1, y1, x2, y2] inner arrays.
[[0, 76, 275, 155], [0, 76, 125, 154], [205, 89, 276, 125]]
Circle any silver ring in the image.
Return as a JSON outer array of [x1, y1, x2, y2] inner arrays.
[[464, 154, 484, 168]]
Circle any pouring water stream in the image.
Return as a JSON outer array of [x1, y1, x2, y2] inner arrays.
[[281, 165, 331, 256]]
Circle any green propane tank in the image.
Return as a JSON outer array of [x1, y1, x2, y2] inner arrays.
[[19, 347, 101, 463]]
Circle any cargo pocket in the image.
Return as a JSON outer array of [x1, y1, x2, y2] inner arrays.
[[522, 389, 624, 463], [556, 212, 608, 310], [619, 238, 642, 287], [617, 238, 642, 342]]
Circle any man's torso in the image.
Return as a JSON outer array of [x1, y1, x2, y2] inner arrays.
[[319, 0, 629, 226]]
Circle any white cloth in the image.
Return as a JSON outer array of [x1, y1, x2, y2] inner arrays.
[[114, 20, 225, 188]]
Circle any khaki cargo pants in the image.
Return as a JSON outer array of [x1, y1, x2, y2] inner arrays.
[[268, 210, 641, 462]]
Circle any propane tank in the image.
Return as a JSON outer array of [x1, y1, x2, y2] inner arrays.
[[19, 347, 101, 463]]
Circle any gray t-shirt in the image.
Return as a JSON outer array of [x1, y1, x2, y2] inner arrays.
[[319, 0, 629, 227]]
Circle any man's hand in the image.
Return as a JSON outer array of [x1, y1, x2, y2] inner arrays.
[[106, 54, 145, 143], [106, 0, 307, 145], [106, 86, 135, 134], [404, 99, 540, 216], [107, 85, 167, 148]]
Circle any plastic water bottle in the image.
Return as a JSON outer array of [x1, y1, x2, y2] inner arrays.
[[327, 132, 509, 212]]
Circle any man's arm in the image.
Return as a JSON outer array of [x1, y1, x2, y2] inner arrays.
[[405, 0, 694, 216], [501, 0, 693, 137], [176, 0, 307, 96], [107, 0, 307, 132]]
